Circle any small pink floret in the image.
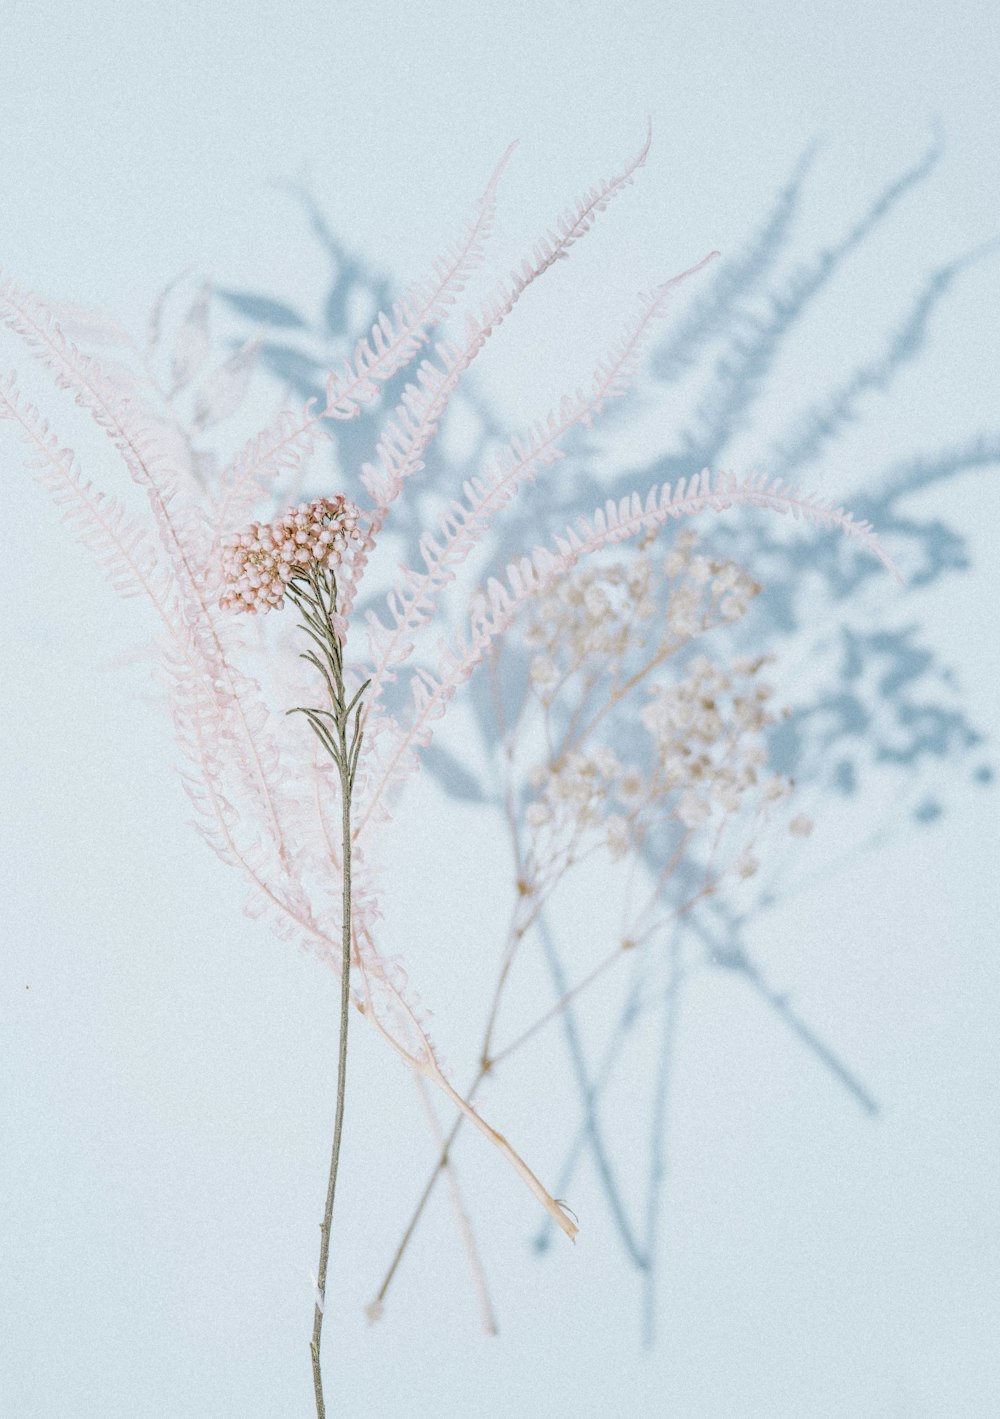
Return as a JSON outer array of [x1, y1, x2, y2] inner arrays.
[[219, 494, 362, 613]]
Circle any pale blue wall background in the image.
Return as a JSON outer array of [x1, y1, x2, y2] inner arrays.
[[1, 3, 998, 1416]]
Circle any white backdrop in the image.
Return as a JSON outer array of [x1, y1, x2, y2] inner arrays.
[[2, 3, 998, 1416]]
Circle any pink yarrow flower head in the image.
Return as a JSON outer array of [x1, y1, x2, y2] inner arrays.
[[219, 494, 362, 613]]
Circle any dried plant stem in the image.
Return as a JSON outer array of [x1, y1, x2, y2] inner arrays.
[[368, 889, 555, 1315], [309, 739, 352, 1419], [287, 568, 368, 1419], [414, 1075, 497, 1335], [371, 1108, 467, 1318], [557, 640, 675, 762], [369, 778, 720, 1315]]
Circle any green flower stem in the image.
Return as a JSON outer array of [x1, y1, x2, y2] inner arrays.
[[287, 567, 368, 1419]]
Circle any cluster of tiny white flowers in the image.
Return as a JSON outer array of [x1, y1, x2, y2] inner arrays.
[[219, 494, 362, 613], [524, 648, 793, 884], [524, 555, 658, 694], [604, 813, 631, 862], [519, 528, 791, 883], [637, 653, 787, 835], [525, 746, 622, 840], [523, 531, 761, 701]]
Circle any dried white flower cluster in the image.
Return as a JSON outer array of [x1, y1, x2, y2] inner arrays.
[[638, 654, 782, 829], [518, 534, 796, 893], [219, 494, 362, 613], [526, 747, 622, 834], [526, 653, 788, 866], [523, 528, 761, 701]]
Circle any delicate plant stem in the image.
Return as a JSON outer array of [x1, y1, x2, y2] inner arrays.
[[557, 640, 674, 763], [287, 567, 367, 1419], [371, 1110, 467, 1317], [413, 1076, 498, 1335], [310, 734, 353, 1419]]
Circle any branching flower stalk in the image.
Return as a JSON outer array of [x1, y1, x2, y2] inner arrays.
[[370, 538, 799, 1317]]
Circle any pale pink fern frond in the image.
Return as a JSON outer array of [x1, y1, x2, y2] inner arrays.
[[135, 602, 305, 888], [354, 470, 898, 834], [170, 645, 387, 999], [540, 469, 898, 575], [0, 279, 213, 579], [0, 363, 300, 886], [0, 382, 292, 864], [0, 372, 179, 618], [356, 124, 655, 523], [164, 633, 377, 1003], [337, 127, 656, 625], [357, 256, 720, 732], [164, 638, 323, 916], [208, 146, 518, 549], [41, 298, 139, 353], [209, 403, 331, 549], [322, 141, 518, 421], [0, 281, 306, 872], [584, 265, 720, 414], [511, 115, 652, 270]]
